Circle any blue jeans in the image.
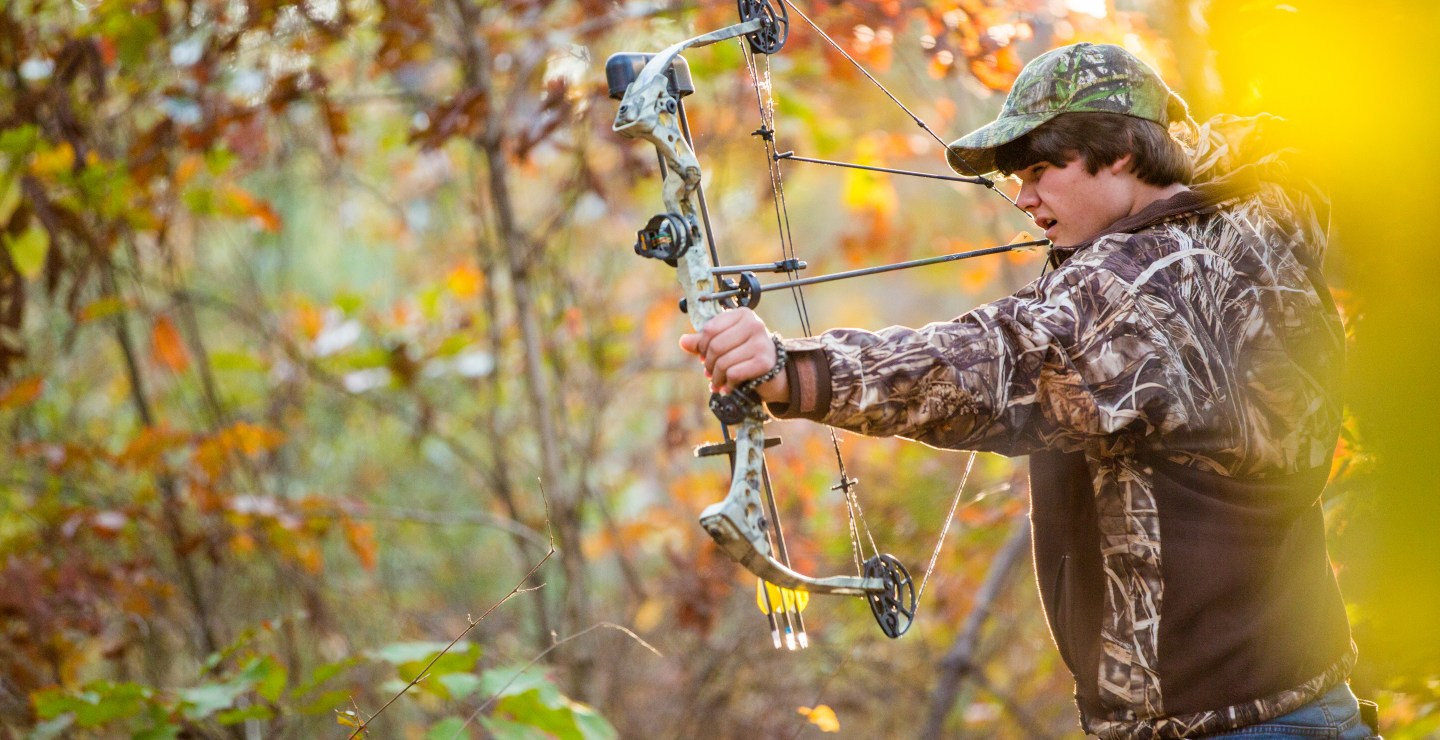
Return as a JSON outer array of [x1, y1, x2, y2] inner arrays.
[[1201, 683, 1378, 738]]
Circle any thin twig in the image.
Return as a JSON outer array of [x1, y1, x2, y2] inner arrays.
[[453, 621, 664, 738], [346, 485, 558, 738]]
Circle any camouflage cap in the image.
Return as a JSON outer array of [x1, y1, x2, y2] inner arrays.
[[945, 43, 1188, 176]]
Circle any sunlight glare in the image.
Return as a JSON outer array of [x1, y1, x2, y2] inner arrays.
[[1064, 0, 1107, 20]]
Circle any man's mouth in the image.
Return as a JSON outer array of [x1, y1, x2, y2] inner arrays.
[[1036, 217, 1058, 237]]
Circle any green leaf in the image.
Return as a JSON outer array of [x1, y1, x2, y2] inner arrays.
[[216, 703, 275, 725], [209, 350, 268, 372], [32, 681, 152, 728], [297, 688, 353, 716], [425, 717, 469, 740], [436, 672, 482, 701], [178, 675, 254, 720], [477, 716, 552, 740], [568, 700, 619, 740], [5, 224, 49, 279], [369, 641, 457, 665], [133, 723, 182, 740], [181, 186, 217, 215], [476, 667, 616, 740], [477, 665, 552, 700], [254, 657, 288, 703], [369, 640, 480, 683], [0, 125, 39, 155], [0, 159, 21, 224]]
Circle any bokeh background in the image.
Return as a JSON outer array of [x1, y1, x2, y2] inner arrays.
[[1, 0, 1435, 737]]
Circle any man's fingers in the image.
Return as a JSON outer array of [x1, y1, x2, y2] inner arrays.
[[677, 308, 773, 391], [710, 334, 775, 392]]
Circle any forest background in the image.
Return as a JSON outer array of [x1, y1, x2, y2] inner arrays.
[[2, 0, 1438, 737]]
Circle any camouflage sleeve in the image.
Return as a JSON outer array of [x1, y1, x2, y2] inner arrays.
[[771, 249, 1191, 456]]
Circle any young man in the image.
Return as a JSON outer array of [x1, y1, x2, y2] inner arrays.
[[680, 44, 1373, 738]]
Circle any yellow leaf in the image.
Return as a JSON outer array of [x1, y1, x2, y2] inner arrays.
[[634, 598, 665, 632], [445, 263, 484, 300], [5, 224, 49, 279], [796, 705, 841, 733], [28, 142, 75, 179]]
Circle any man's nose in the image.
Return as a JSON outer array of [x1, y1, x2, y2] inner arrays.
[[1015, 181, 1040, 211]]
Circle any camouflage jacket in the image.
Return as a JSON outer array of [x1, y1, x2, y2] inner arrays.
[[770, 116, 1354, 738]]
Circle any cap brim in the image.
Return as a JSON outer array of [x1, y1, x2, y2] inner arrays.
[[945, 110, 1061, 176]]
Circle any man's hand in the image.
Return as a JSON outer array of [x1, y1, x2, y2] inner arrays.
[[678, 308, 789, 404]]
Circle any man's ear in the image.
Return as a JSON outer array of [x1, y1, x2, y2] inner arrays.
[[1108, 153, 1134, 175]]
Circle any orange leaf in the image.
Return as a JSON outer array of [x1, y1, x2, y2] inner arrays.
[[445, 263, 484, 300], [223, 184, 283, 233], [342, 518, 378, 571], [151, 315, 190, 372], [119, 425, 191, 470], [0, 376, 44, 409], [195, 421, 284, 477], [797, 705, 841, 733]]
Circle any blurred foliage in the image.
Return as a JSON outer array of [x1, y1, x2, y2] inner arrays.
[[0, 0, 1431, 737]]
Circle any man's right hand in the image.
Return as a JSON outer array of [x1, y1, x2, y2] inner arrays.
[[678, 308, 789, 404]]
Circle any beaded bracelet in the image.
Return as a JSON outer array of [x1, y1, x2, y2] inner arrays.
[[743, 334, 788, 391]]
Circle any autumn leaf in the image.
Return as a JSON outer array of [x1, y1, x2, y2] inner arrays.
[[221, 183, 283, 233], [119, 425, 191, 470], [195, 421, 284, 477], [444, 263, 484, 300], [151, 315, 190, 372], [0, 376, 44, 409], [797, 704, 840, 733], [28, 142, 75, 179], [341, 518, 378, 571]]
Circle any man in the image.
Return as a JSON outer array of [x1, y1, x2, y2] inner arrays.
[[680, 43, 1374, 738]]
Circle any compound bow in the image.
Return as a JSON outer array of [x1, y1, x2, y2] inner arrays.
[[608, 0, 1042, 646]]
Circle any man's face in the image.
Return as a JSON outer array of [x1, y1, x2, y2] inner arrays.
[[1012, 155, 1135, 247]]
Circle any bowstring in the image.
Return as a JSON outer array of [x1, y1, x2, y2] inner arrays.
[[741, 1, 1037, 614], [741, 43, 882, 575]]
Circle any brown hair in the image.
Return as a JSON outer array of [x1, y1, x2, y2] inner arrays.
[[994, 112, 1192, 186]]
